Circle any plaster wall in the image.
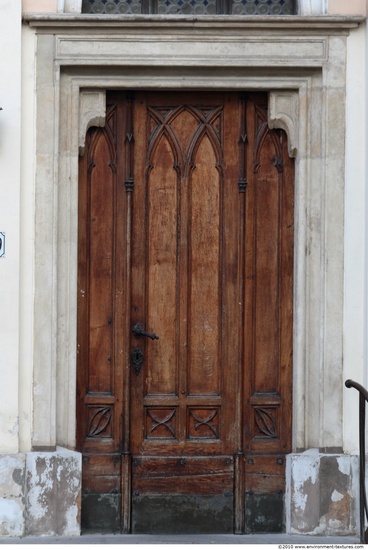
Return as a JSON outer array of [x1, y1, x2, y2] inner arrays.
[[328, 0, 367, 16], [22, 0, 58, 12], [22, 0, 82, 12], [343, 22, 367, 454], [0, 0, 22, 454]]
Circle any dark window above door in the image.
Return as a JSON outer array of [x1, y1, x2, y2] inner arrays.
[[82, 0, 296, 15]]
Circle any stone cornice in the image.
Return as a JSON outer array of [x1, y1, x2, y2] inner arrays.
[[23, 14, 364, 32]]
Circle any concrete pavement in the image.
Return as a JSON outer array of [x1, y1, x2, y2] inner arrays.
[[0, 533, 361, 545]]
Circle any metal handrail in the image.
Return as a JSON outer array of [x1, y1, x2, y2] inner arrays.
[[345, 379, 368, 543]]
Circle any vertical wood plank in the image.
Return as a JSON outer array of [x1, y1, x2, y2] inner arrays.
[[121, 452, 132, 533], [243, 93, 293, 456], [188, 134, 221, 397], [146, 134, 178, 396], [88, 131, 114, 394], [234, 451, 245, 534]]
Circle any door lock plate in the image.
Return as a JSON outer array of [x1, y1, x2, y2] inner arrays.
[[131, 348, 144, 376]]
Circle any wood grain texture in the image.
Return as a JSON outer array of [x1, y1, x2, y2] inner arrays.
[[77, 91, 294, 533], [243, 93, 294, 455], [132, 456, 233, 495], [130, 92, 239, 459]]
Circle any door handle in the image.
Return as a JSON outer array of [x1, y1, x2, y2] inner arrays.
[[132, 323, 159, 340]]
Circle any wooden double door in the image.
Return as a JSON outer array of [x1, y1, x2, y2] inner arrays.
[[77, 91, 293, 534]]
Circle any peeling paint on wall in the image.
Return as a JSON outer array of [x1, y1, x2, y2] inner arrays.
[[0, 498, 25, 536], [0, 455, 25, 536], [288, 452, 358, 536], [25, 450, 81, 536], [331, 489, 344, 502], [0, 449, 81, 537]]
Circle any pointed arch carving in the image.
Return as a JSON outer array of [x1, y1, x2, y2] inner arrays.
[[254, 103, 284, 173], [146, 107, 184, 177], [268, 91, 299, 158], [86, 103, 117, 173], [146, 104, 223, 180], [79, 90, 107, 156], [187, 105, 223, 179], [86, 102, 117, 173]]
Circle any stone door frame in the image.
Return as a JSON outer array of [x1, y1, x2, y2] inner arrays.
[[25, 15, 362, 457]]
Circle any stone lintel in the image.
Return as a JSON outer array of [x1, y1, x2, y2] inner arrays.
[[23, 14, 364, 31]]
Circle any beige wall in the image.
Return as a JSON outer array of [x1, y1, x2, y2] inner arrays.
[[22, 0, 82, 13], [328, 0, 367, 15], [22, 0, 58, 12]]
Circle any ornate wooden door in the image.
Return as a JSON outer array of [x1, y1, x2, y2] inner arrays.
[[77, 91, 294, 534]]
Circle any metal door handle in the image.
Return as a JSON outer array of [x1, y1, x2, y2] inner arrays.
[[132, 323, 159, 340]]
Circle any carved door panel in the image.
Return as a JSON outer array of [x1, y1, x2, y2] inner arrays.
[[77, 91, 294, 534], [77, 98, 129, 532], [129, 92, 240, 533]]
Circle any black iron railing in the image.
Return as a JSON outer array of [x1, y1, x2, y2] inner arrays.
[[345, 379, 368, 543]]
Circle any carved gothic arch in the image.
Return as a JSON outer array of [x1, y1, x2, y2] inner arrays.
[[78, 89, 299, 158]]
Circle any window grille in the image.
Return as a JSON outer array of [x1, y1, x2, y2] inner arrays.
[[82, 0, 296, 15]]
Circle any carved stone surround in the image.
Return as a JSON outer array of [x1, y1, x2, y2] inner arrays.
[[26, 15, 361, 457]]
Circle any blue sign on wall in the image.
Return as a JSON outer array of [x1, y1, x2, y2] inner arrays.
[[0, 232, 5, 258]]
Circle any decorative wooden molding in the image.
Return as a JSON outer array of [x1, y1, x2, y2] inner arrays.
[[268, 91, 299, 158], [79, 90, 106, 155]]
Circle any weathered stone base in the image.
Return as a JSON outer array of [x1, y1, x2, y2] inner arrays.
[[0, 454, 26, 536], [0, 449, 362, 537], [287, 450, 359, 535], [0, 447, 81, 537]]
